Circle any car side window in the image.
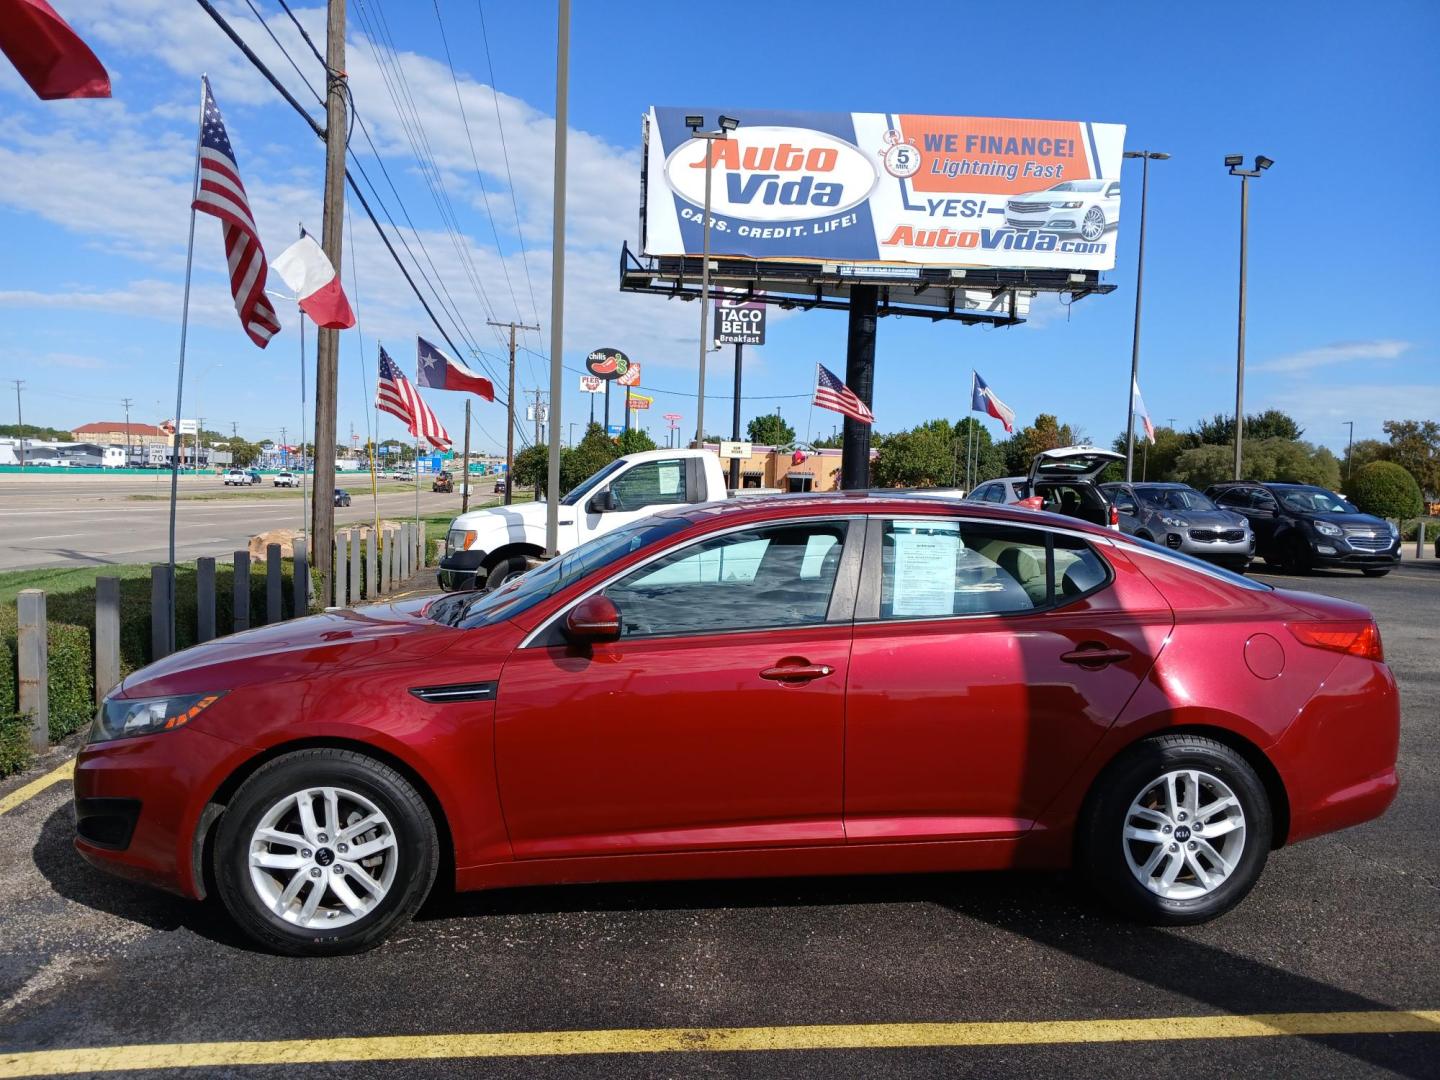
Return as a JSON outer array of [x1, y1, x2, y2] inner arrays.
[[608, 460, 688, 511], [1106, 182, 1121, 198], [1215, 488, 1252, 509], [603, 520, 849, 638], [878, 520, 1045, 617], [1252, 489, 1279, 510]]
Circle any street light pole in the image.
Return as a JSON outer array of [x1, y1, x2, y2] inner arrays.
[[1122, 150, 1168, 483], [1344, 420, 1355, 481], [687, 115, 738, 448], [1226, 154, 1273, 480]]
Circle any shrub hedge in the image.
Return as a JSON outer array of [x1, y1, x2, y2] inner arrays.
[[0, 558, 297, 778], [1349, 461, 1423, 520]]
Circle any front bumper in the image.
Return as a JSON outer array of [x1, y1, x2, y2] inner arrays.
[[1162, 529, 1254, 565], [73, 724, 253, 899], [437, 549, 487, 591], [1005, 212, 1079, 233], [1307, 533, 1402, 567]]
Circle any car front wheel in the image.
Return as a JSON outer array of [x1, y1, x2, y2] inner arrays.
[[1080, 206, 1106, 241], [214, 749, 439, 956], [1079, 735, 1271, 925]]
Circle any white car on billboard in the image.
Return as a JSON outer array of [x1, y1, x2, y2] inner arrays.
[[1004, 179, 1121, 242]]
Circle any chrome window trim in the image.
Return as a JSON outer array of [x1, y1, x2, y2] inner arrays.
[[519, 515, 865, 648]]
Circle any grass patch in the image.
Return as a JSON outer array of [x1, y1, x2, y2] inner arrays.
[[128, 480, 418, 502]]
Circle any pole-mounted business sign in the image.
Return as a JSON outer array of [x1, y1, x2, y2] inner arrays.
[[585, 347, 630, 381], [715, 296, 766, 345]]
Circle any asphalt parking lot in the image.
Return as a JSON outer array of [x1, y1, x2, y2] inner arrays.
[[0, 563, 1435, 1078]]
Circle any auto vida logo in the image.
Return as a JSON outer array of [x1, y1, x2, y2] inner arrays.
[[664, 125, 878, 223]]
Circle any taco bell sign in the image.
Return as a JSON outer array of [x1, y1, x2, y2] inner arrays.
[[715, 296, 766, 346]]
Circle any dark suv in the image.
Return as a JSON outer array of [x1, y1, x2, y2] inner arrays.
[[1204, 481, 1401, 576]]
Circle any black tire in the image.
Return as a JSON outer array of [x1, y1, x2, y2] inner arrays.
[[1361, 567, 1391, 578], [214, 749, 438, 956], [1135, 530, 1154, 543], [484, 554, 529, 592], [1078, 734, 1271, 925]]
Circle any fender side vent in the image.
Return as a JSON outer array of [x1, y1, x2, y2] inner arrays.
[[410, 681, 497, 704]]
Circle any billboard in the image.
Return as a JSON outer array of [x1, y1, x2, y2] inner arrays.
[[643, 108, 1126, 272], [715, 295, 766, 345]]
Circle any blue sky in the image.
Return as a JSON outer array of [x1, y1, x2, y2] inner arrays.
[[2, 1, 1436, 457]]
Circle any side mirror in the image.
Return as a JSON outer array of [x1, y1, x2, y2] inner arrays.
[[1116, 502, 1136, 516], [587, 489, 616, 514], [563, 594, 622, 644]]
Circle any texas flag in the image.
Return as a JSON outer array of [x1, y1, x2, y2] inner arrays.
[[270, 234, 355, 329], [416, 337, 495, 401], [970, 371, 1015, 433], [1132, 377, 1156, 443]]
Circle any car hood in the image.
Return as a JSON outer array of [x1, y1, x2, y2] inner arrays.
[[1302, 511, 1391, 531], [1151, 508, 1248, 528], [118, 599, 465, 698], [450, 499, 550, 537]]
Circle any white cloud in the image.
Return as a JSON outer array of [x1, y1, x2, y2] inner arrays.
[[1254, 338, 1412, 374], [1265, 381, 1440, 446]]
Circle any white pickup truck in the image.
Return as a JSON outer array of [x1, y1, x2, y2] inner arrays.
[[437, 447, 730, 591]]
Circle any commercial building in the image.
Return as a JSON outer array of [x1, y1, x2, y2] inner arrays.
[[70, 421, 172, 447]]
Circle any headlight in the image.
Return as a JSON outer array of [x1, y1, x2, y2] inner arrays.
[[90, 693, 225, 743], [1161, 516, 1189, 528], [1059, 200, 1083, 208], [1387, 521, 1399, 537], [1313, 520, 1342, 537]]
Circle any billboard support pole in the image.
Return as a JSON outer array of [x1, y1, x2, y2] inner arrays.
[[840, 285, 878, 490], [729, 343, 743, 489]]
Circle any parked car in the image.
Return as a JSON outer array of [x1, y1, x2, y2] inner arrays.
[[224, 469, 255, 486], [492, 477, 508, 497], [334, 488, 352, 508], [1014, 446, 1124, 529], [1103, 482, 1254, 571], [1004, 178, 1121, 242], [432, 471, 453, 493], [1205, 481, 1401, 576], [965, 477, 1031, 505], [76, 493, 1399, 955], [273, 471, 298, 488], [439, 448, 729, 592]]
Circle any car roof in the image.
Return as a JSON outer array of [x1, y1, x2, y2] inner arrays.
[[646, 490, 1120, 541]]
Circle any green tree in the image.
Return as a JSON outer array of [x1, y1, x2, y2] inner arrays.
[[1192, 409, 1303, 445], [873, 419, 962, 488], [1382, 419, 1440, 496], [810, 431, 844, 449], [1003, 414, 1083, 475], [954, 417, 1008, 486], [747, 413, 796, 446], [1348, 461, 1423, 520], [1342, 438, 1388, 482], [511, 443, 549, 493], [0, 424, 73, 441], [1171, 437, 1341, 490], [1106, 426, 1195, 484], [561, 422, 619, 491], [617, 428, 657, 454]]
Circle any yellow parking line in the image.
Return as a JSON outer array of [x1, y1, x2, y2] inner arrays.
[[0, 760, 74, 818], [0, 1010, 1436, 1076]]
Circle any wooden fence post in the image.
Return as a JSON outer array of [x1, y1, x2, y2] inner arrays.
[[334, 531, 348, 608], [17, 590, 48, 753], [233, 551, 251, 632], [150, 566, 171, 659], [402, 523, 413, 580], [350, 525, 363, 602], [267, 544, 283, 623], [416, 522, 426, 569], [293, 539, 309, 615], [366, 528, 378, 599], [95, 576, 121, 704], [196, 556, 216, 643]]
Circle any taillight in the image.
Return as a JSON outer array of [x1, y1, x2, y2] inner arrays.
[[1288, 620, 1384, 662], [1109, 504, 1120, 529]]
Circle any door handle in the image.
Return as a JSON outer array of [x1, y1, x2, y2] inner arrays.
[[1060, 646, 1132, 668], [759, 663, 834, 683]]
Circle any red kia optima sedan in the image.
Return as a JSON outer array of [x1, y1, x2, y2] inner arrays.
[[74, 495, 1399, 955]]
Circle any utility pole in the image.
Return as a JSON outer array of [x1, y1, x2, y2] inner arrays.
[[1226, 153, 1273, 480], [121, 397, 134, 465], [196, 417, 206, 472], [1122, 149, 1169, 483], [461, 398, 472, 513], [546, 0, 569, 556], [280, 426, 288, 470], [11, 380, 25, 469], [311, 0, 348, 597], [529, 387, 545, 497], [1344, 420, 1355, 482], [487, 319, 539, 507]]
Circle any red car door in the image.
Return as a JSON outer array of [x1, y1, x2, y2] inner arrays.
[[844, 516, 1171, 842], [494, 517, 860, 860]]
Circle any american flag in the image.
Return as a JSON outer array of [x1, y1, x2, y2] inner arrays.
[[191, 77, 279, 348], [812, 363, 874, 425], [376, 346, 451, 449]]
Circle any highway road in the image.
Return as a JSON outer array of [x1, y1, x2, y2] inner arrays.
[[0, 473, 493, 572]]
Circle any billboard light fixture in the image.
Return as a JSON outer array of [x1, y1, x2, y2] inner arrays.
[[1224, 154, 1244, 167], [1255, 155, 1274, 170], [719, 115, 739, 131], [685, 114, 704, 130]]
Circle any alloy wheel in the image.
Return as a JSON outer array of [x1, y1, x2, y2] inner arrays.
[[1081, 207, 1106, 241], [1122, 769, 1247, 900], [247, 786, 398, 929]]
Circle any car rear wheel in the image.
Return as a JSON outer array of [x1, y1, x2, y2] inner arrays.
[[214, 749, 438, 956], [1081, 206, 1106, 241], [1079, 735, 1271, 925]]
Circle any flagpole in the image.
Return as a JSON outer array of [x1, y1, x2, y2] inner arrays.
[[166, 75, 207, 654], [297, 224, 308, 546]]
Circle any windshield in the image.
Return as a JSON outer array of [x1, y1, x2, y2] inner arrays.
[[1048, 180, 1105, 192], [1136, 487, 1218, 512], [560, 457, 629, 507], [428, 515, 694, 630], [1277, 487, 1357, 514]]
